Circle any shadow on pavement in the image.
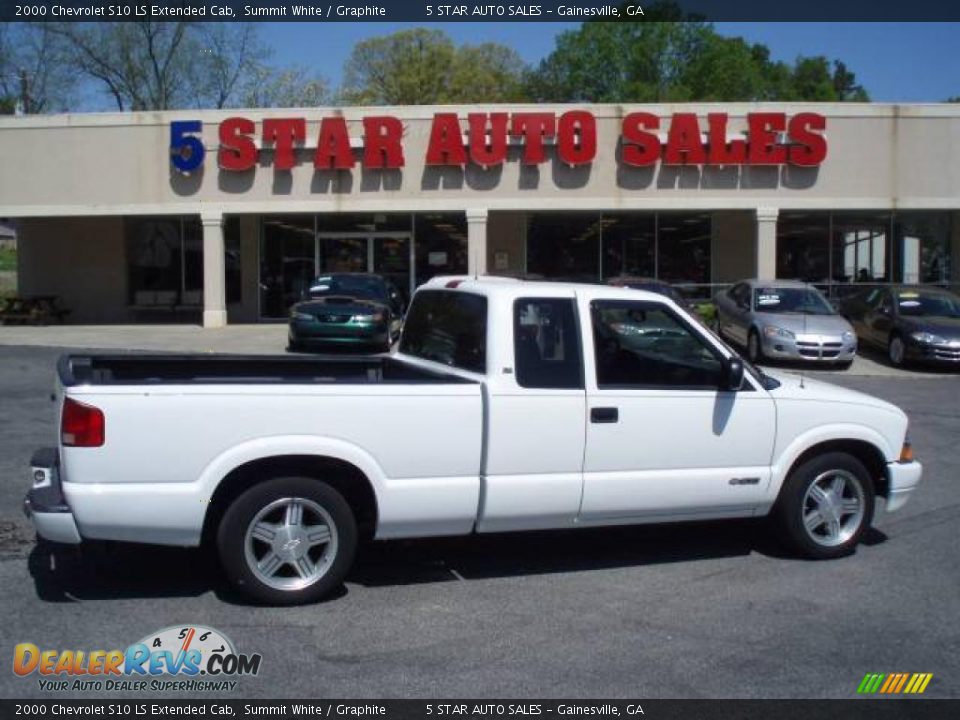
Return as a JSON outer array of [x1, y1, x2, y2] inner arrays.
[[25, 518, 881, 603]]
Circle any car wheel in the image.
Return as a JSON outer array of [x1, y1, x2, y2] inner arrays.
[[287, 339, 304, 353], [217, 477, 357, 605], [747, 328, 764, 363], [773, 452, 874, 560], [888, 334, 906, 367]]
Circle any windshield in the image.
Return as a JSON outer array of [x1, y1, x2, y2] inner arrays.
[[307, 275, 386, 302], [753, 287, 834, 316], [896, 291, 960, 318]]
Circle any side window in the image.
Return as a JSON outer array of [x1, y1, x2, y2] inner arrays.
[[592, 300, 723, 389], [399, 290, 487, 373], [729, 283, 748, 308], [514, 298, 583, 389]]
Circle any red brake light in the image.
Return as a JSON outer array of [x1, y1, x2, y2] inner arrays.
[[61, 397, 105, 447]]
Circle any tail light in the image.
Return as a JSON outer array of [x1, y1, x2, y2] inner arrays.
[[61, 397, 105, 447]]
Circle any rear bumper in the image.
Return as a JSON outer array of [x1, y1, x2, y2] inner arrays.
[[885, 460, 923, 513], [23, 447, 82, 544]]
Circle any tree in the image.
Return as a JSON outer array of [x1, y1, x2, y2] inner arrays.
[[340, 28, 529, 105], [241, 64, 329, 108], [527, 1, 871, 103], [43, 21, 325, 111], [527, 1, 711, 102], [0, 23, 76, 113], [47, 22, 194, 111], [341, 28, 456, 105]]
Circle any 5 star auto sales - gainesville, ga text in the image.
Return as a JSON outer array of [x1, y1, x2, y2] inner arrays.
[[12, 626, 262, 692]]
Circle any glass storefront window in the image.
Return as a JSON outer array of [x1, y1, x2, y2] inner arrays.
[[260, 215, 315, 319], [527, 213, 602, 282], [414, 213, 467, 289], [657, 212, 712, 285], [319, 213, 412, 234], [832, 212, 891, 284], [776, 212, 831, 284], [126, 217, 203, 309], [895, 212, 951, 285], [600, 213, 655, 280]]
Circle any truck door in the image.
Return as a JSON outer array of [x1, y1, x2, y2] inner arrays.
[[580, 297, 776, 521], [477, 296, 587, 533]]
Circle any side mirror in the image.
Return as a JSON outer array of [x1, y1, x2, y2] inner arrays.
[[878, 305, 891, 316], [721, 356, 744, 392]]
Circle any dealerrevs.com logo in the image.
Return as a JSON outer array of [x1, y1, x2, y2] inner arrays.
[[13, 625, 262, 692]]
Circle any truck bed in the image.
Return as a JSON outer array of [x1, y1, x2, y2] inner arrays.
[[58, 354, 473, 386]]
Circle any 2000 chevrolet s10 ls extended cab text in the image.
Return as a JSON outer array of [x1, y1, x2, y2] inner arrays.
[[24, 278, 922, 604]]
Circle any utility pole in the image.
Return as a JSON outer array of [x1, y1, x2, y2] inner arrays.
[[19, 70, 29, 115]]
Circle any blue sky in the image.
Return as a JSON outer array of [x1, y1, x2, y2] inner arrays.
[[261, 21, 959, 102]]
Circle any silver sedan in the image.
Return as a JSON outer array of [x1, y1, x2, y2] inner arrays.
[[716, 280, 857, 367]]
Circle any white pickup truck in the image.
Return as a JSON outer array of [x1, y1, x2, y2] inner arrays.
[[25, 277, 922, 604]]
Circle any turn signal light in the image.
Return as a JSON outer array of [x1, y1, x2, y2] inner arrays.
[[61, 397, 105, 448], [899, 441, 913, 463]]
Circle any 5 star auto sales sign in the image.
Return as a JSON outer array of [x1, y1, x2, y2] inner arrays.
[[169, 110, 828, 174]]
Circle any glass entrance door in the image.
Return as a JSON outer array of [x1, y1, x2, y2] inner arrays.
[[318, 233, 413, 305]]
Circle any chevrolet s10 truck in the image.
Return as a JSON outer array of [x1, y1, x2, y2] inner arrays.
[[24, 277, 923, 604]]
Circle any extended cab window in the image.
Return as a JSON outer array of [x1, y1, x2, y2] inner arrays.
[[399, 290, 487, 373], [514, 298, 583, 389], [592, 300, 723, 389]]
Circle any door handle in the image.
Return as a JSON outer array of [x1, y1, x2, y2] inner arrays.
[[590, 407, 619, 424]]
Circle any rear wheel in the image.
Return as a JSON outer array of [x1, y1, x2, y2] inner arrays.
[[217, 477, 357, 605], [773, 452, 874, 559]]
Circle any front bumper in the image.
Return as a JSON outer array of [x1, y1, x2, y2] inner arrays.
[[760, 333, 857, 363], [905, 340, 960, 364], [885, 460, 923, 513], [23, 447, 81, 544], [289, 320, 389, 348]]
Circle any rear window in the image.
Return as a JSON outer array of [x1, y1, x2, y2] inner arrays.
[[399, 290, 487, 373]]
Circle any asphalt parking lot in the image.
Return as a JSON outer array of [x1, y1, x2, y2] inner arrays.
[[0, 344, 957, 700]]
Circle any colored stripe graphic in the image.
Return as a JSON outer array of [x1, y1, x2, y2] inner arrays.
[[858, 673, 933, 694]]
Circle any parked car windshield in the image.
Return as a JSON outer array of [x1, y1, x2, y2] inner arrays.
[[307, 275, 386, 302], [896, 290, 960, 318], [753, 287, 834, 315]]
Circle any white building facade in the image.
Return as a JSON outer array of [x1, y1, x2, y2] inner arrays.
[[0, 102, 957, 325]]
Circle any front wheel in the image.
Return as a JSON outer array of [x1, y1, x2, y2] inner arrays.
[[217, 477, 357, 605], [773, 452, 875, 559], [888, 334, 906, 368]]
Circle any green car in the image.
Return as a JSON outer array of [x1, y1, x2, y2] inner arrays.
[[287, 273, 405, 353]]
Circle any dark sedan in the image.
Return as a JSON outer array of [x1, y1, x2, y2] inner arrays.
[[288, 273, 405, 353], [841, 285, 960, 367]]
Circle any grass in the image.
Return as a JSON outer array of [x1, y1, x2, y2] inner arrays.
[[0, 246, 15, 272]]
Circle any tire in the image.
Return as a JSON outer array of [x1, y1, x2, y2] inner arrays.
[[888, 333, 906, 368], [747, 328, 764, 364], [287, 339, 304, 353], [773, 452, 875, 560], [217, 477, 357, 605]]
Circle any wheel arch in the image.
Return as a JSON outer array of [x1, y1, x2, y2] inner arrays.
[[198, 439, 385, 546], [773, 437, 890, 508]]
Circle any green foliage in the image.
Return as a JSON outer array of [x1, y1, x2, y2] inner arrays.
[[0, 246, 16, 272], [526, 1, 871, 103], [340, 28, 529, 105], [694, 301, 717, 325]]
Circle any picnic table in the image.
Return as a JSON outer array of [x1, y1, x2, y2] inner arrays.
[[0, 295, 71, 325]]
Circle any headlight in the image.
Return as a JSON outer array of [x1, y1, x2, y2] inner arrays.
[[910, 331, 945, 344], [763, 325, 795, 339], [291, 311, 314, 322], [842, 331, 855, 343], [351, 312, 386, 323]]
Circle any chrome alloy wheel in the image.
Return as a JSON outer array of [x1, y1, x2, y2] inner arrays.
[[243, 497, 338, 591], [801, 470, 866, 548]]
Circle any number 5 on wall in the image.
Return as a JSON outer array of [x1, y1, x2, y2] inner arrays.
[[170, 120, 205, 173]]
